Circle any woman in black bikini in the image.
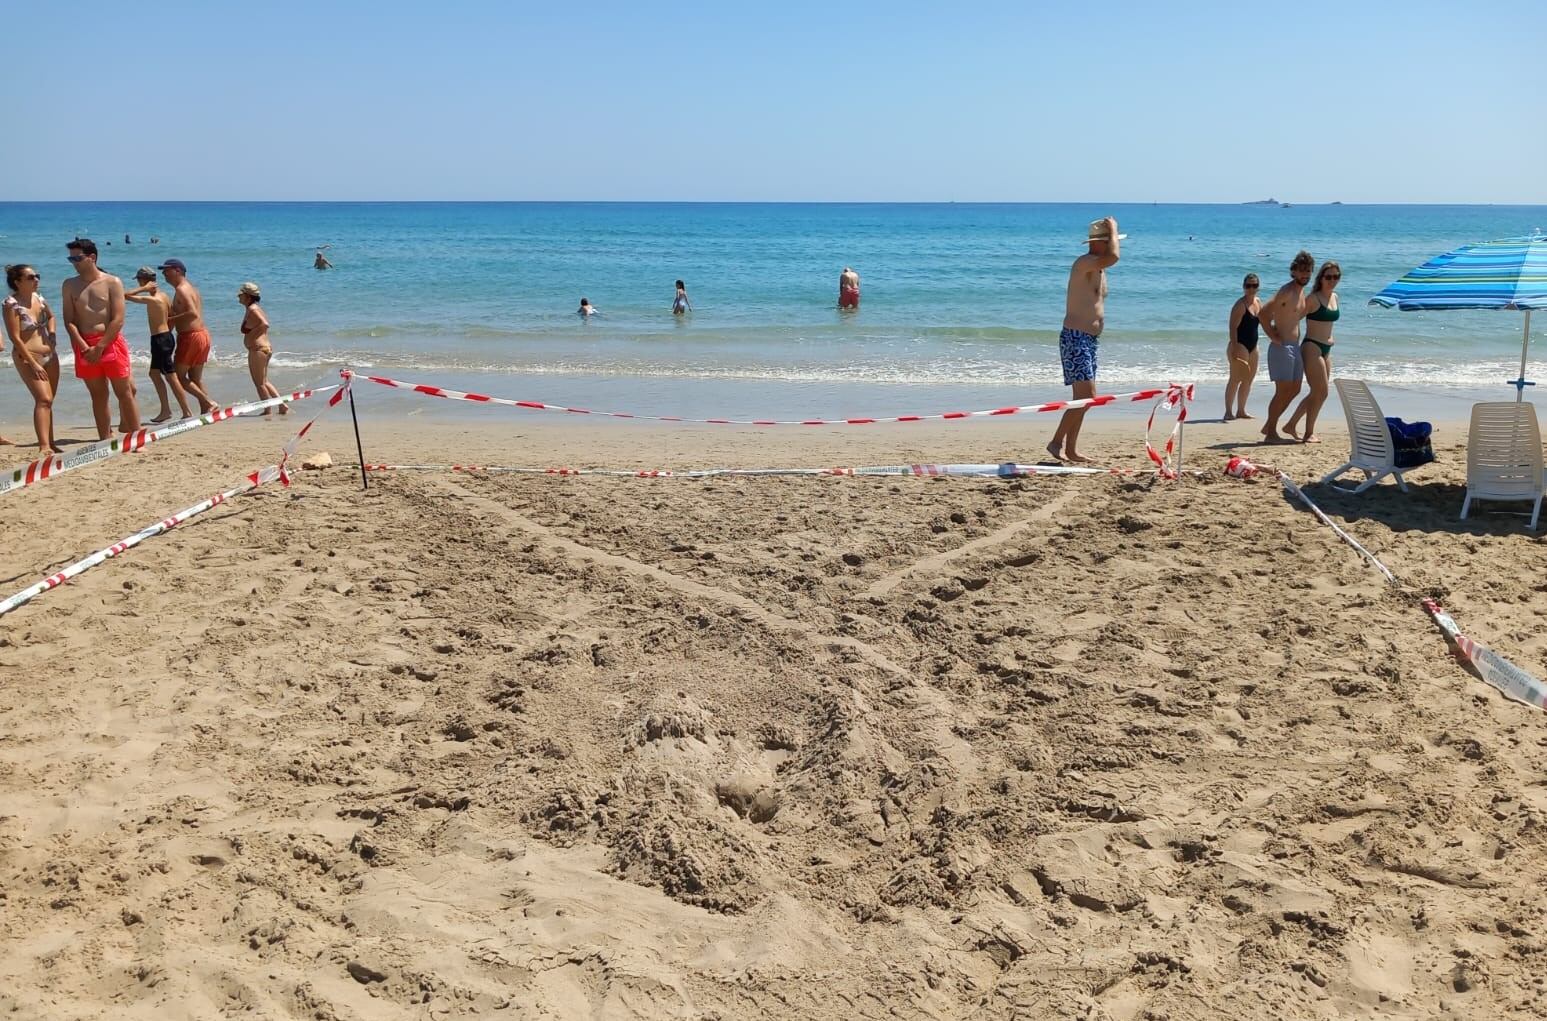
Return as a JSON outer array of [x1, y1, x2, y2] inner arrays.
[[1285, 260, 1340, 443], [1224, 273, 1262, 420]]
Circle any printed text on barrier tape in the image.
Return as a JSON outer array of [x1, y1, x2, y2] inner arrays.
[[0, 385, 336, 498], [1422, 598, 1547, 710], [347, 370, 1196, 428]]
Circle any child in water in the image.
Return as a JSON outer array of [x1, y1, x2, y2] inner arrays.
[[577, 298, 597, 317]]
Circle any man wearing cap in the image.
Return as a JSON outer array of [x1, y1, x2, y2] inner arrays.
[[1047, 217, 1121, 462], [159, 258, 217, 414], [61, 238, 141, 439], [125, 267, 191, 422]]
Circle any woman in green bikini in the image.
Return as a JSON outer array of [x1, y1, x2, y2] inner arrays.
[[1285, 260, 1340, 443]]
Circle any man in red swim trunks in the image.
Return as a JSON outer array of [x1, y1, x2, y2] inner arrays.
[[838, 266, 860, 309], [160, 258, 217, 414], [62, 238, 141, 439]]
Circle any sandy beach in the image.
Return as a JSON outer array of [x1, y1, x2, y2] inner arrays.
[[2, 395, 1546, 1019]]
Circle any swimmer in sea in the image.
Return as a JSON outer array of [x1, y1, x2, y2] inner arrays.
[[578, 298, 598, 317], [838, 266, 860, 309], [672, 279, 692, 315]]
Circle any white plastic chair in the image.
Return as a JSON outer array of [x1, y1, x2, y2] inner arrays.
[[1321, 379, 1409, 493], [1462, 402, 1543, 529]]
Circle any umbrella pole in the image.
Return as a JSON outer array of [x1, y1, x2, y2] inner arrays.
[[1515, 309, 1534, 403]]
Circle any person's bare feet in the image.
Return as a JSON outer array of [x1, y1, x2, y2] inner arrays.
[[150, 412, 173, 424], [1262, 433, 1293, 445], [1045, 442, 1065, 463], [0, 435, 13, 446], [38, 446, 60, 458], [1065, 451, 1094, 463], [261, 408, 274, 417], [1236, 411, 1255, 420], [278, 405, 290, 415], [1302, 434, 1321, 444], [1223, 411, 1236, 421]]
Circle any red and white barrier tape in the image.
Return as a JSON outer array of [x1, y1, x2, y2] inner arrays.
[[0, 385, 336, 498], [0, 378, 350, 619], [282, 377, 351, 472], [1422, 599, 1547, 709], [347, 369, 1194, 428], [0, 466, 286, 618], [1263, 464, 1543, 710], [1144, 385, 1194, 479], [353, 461, 1198, 479], [1277, 472, 1398, 584]]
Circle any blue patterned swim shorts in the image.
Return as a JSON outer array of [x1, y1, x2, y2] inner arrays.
[[1059, 327, 1099, 385]]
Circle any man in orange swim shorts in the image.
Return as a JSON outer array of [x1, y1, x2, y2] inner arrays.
[[62, 238, 141, 439], [160, 258, 217, 414]]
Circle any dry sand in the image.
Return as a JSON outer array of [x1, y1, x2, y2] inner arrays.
[[2, 398, 1546, 1019]]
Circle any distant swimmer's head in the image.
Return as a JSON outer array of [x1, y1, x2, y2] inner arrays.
[[239, 281, 261, 304], [1242, 273, 1259, 291], [1290, 250, 1314, 279], [675, 279, 685, 290], [579, 298, 590, 307], [135, 266, 157, 284]]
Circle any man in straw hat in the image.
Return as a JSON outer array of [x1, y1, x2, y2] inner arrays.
[[1047, 216, 1121, 462]]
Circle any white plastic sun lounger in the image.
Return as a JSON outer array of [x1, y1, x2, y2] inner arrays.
[[1462, 402, 1543, 530], [1321, 379, 1409, 493]]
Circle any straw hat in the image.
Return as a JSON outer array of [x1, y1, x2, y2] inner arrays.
[[1084, 219, 1129, 243]]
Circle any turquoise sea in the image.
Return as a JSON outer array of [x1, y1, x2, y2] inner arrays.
[[2, 202, 1544, 425]]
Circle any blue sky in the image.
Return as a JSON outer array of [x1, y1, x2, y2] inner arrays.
[[13, 1, 1545, 203]]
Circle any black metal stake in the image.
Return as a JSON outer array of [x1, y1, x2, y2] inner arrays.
[[347, 382, 368, 492]]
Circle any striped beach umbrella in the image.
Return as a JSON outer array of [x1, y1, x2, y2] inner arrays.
[[1370, 234, 1547, 400]]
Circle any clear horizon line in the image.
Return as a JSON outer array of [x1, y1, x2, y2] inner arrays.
[[5, 198, 1545, 207]]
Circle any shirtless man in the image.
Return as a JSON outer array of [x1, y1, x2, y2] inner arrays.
[[160, 259, 217, 413], [838, 267, 860, 309], [126, 267, 192, 422], [1047, 217, 1121, 462], [61, 239, 141, 439], [1259, 251, 1314, 443]]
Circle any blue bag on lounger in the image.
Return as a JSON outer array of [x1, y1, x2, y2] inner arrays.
[[1385, 417, 1435, 469]]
